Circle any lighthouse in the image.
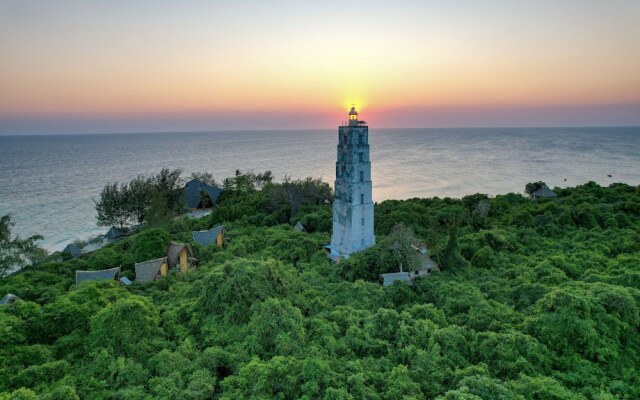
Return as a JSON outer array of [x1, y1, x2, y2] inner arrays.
[[329, 107, 375, 260]]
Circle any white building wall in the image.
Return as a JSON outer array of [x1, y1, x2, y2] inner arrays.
[[330, 125, 375, 258]]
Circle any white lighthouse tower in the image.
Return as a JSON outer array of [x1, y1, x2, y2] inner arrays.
[[329, 107, 375, 260]]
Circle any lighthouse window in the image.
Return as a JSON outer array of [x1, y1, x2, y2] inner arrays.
[[360, 171, 364, 182], [360, 194, 364, 204], [361, 217, 364, 226], [358, 153, 363, 162], [359, 133, 363, 144]]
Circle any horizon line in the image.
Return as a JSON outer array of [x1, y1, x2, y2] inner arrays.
[[2, 124, 640, 137]]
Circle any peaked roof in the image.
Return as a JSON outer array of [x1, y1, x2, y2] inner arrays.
[[192, 225, 224, 246], [135, 257, 167, 283], [76, 267, 121, 285], [63, 243, 82, 257], [419, 255, 438, 271], [184, 179, 223, 209], [105, 226, 126, 239], [380, 272, 411, 286], [167, 242, 195, 266], [532, 184, 557, 198], [293, 221, 306, 232], [0, 293, 20, 305]]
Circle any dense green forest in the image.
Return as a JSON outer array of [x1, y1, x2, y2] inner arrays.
[[1, 176, 639, 399]]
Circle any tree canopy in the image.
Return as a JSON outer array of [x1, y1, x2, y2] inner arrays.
[[2, 175, 639, 399]]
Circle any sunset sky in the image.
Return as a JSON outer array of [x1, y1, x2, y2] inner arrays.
[[1, 0, 639, 134]]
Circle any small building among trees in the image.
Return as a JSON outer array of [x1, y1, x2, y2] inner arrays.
[[63, 243, 82, 258], [105, 226, 126, 240], [293, 221, 307, 233], [0, 293, 21, 305], [167, 242, 196, 273], [75, 267, 121, 285], [525, 181, 557, 200], [184, 179, 222, 209], [380, 272, 411, 286], [135, 257, 169, 283], [192, 225, 225, 247]]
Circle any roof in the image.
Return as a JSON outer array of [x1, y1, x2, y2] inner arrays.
[[0, 293, 20, 305], [293, 221, 306, 232], [380, 272, 411, 286], [63, 243, 82, 257], [105, 226, 126, 239], [184, 179, 223, 209], [192, 225, 224, 246], [135, 257, 167, 283], [419, 255, 438, 271], [532, 184, 557, 198], [120, 277, 133, 286], [76, 267, 121, 285], [167, 242, 195, 266]]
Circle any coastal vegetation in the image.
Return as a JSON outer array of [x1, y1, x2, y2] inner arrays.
[[0, 215, 46, 277], [1, 173, 639, 399]]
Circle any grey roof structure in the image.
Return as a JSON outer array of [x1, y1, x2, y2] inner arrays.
[[63, 243, 82, 258], [135, 257, 168, 283], [167, 242, 195, 267], [192, 225, 224, 247], [0, 293, 20, 305], [419, 254, 438, 271], [75, 267, 121, 285], [105, 226, 126, 240], [184, 179, 223, 209], [293, 221, 306, 232], [531, 184, 557, 199], [380, 272, 411, 286]]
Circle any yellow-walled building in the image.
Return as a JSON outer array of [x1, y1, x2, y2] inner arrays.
[[167, 242, 196, 273], [192, 225, 225, 248]]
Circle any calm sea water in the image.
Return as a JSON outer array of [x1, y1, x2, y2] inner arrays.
[[1, 127, 639, 251]]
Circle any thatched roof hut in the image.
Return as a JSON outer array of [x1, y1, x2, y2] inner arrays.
[[75, 267, 121, 285]]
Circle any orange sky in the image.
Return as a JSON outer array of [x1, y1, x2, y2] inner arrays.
[[1, 1, 639, 133]]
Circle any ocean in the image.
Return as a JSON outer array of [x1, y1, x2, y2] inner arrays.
[[1, 127, 639, 252]]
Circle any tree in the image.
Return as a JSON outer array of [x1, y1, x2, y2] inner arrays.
[[95, 168, 183, 228], [191, 171, 218, 186], [223, 170, 274, 193], [127, 175, 152, 224], [247, 298, 306, 357], [87, 297, 159, 357], [441, 224, 468, 270], [95, 182, 133, 228], [146, 191, 172, 228], [265, 176, 332, 220], [386, 223, 422, 272], [150, 168, 184, 214], [524, 181, 546, 196], [0, 214, 46, 277]]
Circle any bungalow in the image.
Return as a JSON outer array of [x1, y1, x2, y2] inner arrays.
[[63, 243, 82, 258], [135, 257, 169, 283], [184, 179, 223, 209], [380, 272, 411, 286], [409, 244, 439, 278], [105, 226, 126, 240], [293, 221, 307, 233], [167, 242, 196, 273], [0, 293, 21, 306], [192, 225, 225, 247], [530, 183, 557, 200], [75, 267, 121, 285]]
